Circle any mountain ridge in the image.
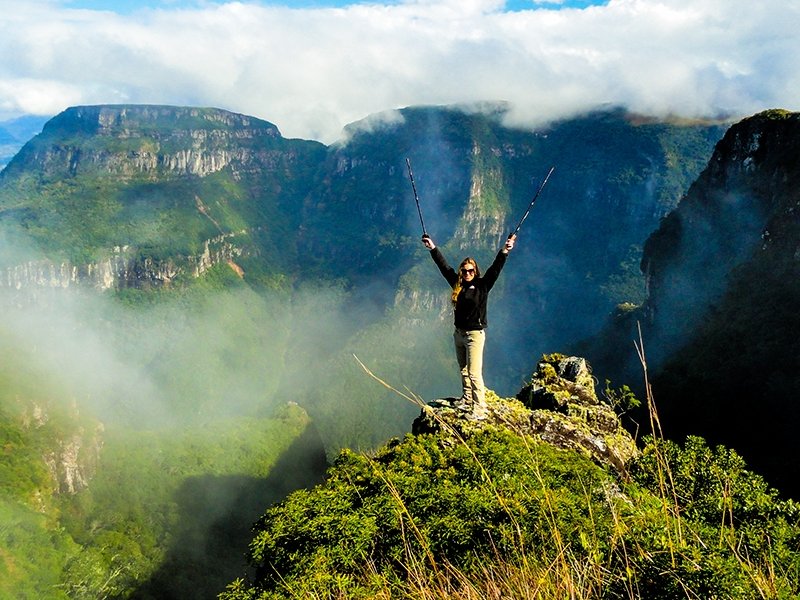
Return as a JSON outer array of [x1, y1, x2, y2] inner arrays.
[[580, 108, 800, 495]]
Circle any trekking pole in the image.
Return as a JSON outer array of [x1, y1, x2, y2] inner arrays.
[[509, 165, 555, 238], [405, 157, 428, 236]]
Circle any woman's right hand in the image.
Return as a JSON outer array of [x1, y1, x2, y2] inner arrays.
[[421, 235, 436, 250]]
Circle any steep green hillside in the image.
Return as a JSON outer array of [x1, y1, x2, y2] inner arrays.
[[641, 110, 800, 359], [0, 105, 325, 270], [65, 406, 327, 599], [647, 110, 800, 494], [0, 367, 327, 599], [581, 110, 800, 496]]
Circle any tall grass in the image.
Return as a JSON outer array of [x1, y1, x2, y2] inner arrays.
[[223, 350, 800, 600], [348, 350, 643, 599]]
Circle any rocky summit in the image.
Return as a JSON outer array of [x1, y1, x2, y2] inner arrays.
[[412, 353, 638, 476]]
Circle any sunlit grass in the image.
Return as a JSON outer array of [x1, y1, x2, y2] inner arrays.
[[223, 344, 800, 600]]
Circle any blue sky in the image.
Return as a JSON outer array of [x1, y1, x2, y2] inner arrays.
[[62, 0, 607, 11], [2, 0, 798, 143]]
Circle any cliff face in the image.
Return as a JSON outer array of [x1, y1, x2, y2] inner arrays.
[[15, 399, 104, 498], [0, 233, 245, 291], [4, 105, 284, 180], [43, 426, 104, 495], [596, 110, 800, 496], [0, 104, 326, 285], [641, 109, 800, 361]]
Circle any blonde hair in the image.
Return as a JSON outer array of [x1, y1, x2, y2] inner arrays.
[[451, 258, 479, 305]]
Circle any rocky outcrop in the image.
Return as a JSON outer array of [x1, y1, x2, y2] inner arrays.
[[412, 354, 638, 475]]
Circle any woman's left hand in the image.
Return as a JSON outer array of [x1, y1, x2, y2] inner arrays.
[[503, 235, 516, 253]]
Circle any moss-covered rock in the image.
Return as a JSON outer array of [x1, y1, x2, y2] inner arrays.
[[412, 354, 639, 475]]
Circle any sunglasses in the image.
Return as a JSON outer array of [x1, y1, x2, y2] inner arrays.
[[461, 268, 475, 274]]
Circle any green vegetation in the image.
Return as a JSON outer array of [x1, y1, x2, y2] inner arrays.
[[56, 407, 324, 599], [602, 379, 641, 417], [0, 500, 79, 600], [0, 273, 332, 598], [599, 244, 647, 306], [0, 386, 326, 599], [227, 428, 618, 598], [222, 423, 800, 599]]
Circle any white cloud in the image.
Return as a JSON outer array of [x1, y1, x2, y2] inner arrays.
[[0, 0, 797, 143]]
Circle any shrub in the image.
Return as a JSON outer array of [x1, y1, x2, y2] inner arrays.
[[229, 428, 617, 598], [616, 435, 800, 599], [223, 429, 800, 600]]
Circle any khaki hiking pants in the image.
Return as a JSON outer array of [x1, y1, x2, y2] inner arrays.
[[454, 328, 486, 406]]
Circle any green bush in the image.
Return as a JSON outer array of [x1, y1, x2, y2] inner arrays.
[[223, 429, 800, 600], [616, 435, 800, 599], [230, 428, 616, 598], [0, 499, 78, 600]]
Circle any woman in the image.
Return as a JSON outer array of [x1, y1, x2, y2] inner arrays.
[[421, 233, 515, 409]]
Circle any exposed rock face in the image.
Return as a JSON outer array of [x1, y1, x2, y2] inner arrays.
[[412, 354, 638, 475], [451, 143, 510, 250], [7, 105, 283, 181], [23, 401, 104, 496], [43, 428, 104, 495], [0, 232, 247, 291]]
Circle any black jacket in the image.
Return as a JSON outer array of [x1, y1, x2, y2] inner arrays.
[[430, 247, 507, 331]]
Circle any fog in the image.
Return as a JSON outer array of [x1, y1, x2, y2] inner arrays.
[[0, 244, 458, 456]]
